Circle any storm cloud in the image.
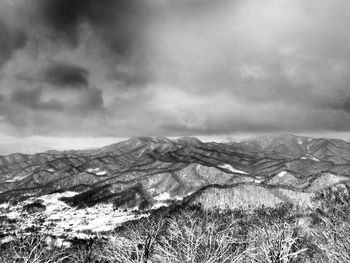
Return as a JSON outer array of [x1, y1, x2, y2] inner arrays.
[[31, 0, 151, 59], [41, 62, 89, 88], [0, 6, 27, 67], [0, 0, 350, 139]]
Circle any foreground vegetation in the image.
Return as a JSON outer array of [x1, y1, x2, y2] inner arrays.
[[1, 187, 350, 263]]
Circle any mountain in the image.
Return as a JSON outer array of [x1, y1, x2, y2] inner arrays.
[[240, 133, 350, 163], [1, 134, 350, 240], [2, 134, 350, 205]]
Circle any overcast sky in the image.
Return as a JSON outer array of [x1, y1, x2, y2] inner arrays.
[[1, 0, 350, 151]]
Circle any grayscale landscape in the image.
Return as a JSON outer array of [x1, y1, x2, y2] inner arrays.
[[2, 134, 350, 262], [1, 0, 350, 262]]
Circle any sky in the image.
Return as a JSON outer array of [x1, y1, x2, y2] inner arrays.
[[1, 0, 350, 152]]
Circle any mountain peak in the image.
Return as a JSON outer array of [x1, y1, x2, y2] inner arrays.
[[175, 137, 202, 146]]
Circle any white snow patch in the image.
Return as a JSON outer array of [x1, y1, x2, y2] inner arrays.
[[87, 168, 99, 173], [87, 168, 107, 175], [152, 202, 168, 209], [301, 154, 319, 162], [5, 174, 29, 182], [154, 192, 171, 201], [277, 171, 288, 178], [218, 164, 248, 174], [2, 191, 148, 239], [253, 176, 264, 183], [254, 179, 264, 183], [297, 139, 303, 145], [172, 192, 194, 201], [152, 191, 193, 207], [36, 191, 77, 214], [6, 211, 20, 219], [69, 209, 143, 232], [0, 202, 9, 209]]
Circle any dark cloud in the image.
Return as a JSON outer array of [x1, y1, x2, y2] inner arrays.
[[41, 62, 89, 88], [2, 0, 350, 138], [0, 85, 106, 136], [0, 0, 148, 68], [0, 18, 26, 67], [11, 87, 63, 111], [33, 0, 148, 53]]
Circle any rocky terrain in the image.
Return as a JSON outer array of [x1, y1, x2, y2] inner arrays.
[[1, 134, 350, 244]]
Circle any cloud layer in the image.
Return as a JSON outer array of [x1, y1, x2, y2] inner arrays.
[[41, 62, 89, 88], [0, 0, 350, 137]]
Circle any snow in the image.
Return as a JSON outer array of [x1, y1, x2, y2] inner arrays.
[[87, 168, 99, 173], [1, 191, 148, 239], [87, 168, 107, 175], [68, 209, 144, 232], [6, 211, 20, 219], [218, 164, 248, 174], [277, 171, 288, 178], [297, 139, 303, 145], [154, 192, 171, 201], [150, 191, 194, 209], [40, 201, 146, 236], [37, 191, 77, 214], [254, 179, 264, 183], [301, 154, 319, 162], [152, 202, 168, 209], [5, 174, 30, 182], [0, 202, 9, 209]]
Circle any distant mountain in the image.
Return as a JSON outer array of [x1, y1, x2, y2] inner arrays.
[[1, 134, 350, 205], [239, 133, 350, 163], [1, 134, 350, 239]]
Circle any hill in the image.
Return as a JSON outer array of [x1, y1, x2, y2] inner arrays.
[[1, 134, 350, 240]]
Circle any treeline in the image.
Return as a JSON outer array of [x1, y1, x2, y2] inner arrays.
[[1, 187, 350, 262]]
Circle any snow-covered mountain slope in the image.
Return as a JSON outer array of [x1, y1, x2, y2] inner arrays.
[[1, 134, 350, 241]]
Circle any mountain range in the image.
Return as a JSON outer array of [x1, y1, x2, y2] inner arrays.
[[2, 133, 350, 242], [1, 134, 350, 210]]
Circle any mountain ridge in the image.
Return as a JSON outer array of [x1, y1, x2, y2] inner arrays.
[[2, 134, 350, 240], [1, 134, 350, 206]]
